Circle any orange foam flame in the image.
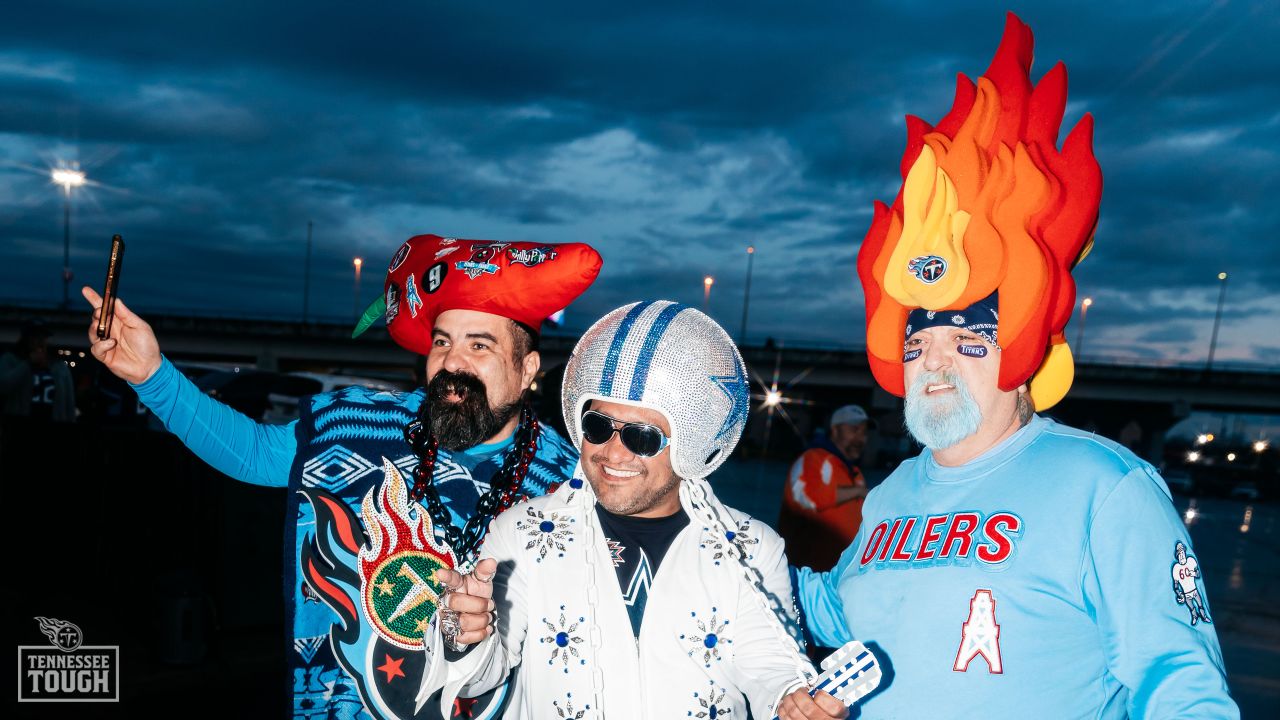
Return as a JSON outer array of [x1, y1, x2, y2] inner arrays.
[[858, 13, 1101, 405]]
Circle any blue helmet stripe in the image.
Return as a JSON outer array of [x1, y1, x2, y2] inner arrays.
[[598, 301, 656, 396], [627, 303, 690, 401]]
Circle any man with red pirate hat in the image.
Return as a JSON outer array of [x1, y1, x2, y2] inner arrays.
[[788, 14, 1238, 719], [83, 234, 601, 719]]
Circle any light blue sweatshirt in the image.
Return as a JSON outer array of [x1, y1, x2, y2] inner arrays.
[[794, 416, 1238, 719]]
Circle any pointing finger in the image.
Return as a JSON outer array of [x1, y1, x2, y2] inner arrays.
[[81, 285, 102, 309]]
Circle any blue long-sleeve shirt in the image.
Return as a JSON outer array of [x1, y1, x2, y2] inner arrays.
[[133, 357, 296, 485], [131, 356, 513, 486], [794, 416, 1238, 719]]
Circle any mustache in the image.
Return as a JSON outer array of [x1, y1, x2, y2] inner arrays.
[[587, 453, 646, 475], [427, 369, 489, 405], [909, 368, 966, 397]]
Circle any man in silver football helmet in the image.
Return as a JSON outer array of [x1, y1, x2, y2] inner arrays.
[[424, 301, 844, 719]]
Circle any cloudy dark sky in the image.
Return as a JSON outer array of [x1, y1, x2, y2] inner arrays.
[[3, 0, 1277, 368]]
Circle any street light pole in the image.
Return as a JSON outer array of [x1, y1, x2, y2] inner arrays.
[[303, 220, 313, 324], [52, 167, 87, 309], [739, 246, 754, 344], [703, 275, 714, 313], [353, 257, 364, 321], [1074, 296, 1093, 361], [1207, 272, 1228, 372], [62, 194, 71, 308]]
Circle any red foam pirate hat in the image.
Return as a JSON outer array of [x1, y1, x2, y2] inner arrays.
[[358, 234, 602, 355]]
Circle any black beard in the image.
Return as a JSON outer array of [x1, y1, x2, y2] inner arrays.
[[426, 369, 521, 451]]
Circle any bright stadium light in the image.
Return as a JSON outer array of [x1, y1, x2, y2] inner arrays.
[[51, 166, 88, 308], [51, 168, 86, 194]]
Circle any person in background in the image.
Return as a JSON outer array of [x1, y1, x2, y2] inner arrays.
[[0, 321, 75, 422], [779, 404, 871, 571]]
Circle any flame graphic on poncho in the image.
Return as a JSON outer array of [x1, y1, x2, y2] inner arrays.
[[300, 461, 501, 720], [357, 460, 456, 650], [301, 460, 455, 650], [858, 13, 1102, 410]]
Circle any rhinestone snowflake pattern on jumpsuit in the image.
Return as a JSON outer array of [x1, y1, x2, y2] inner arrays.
[[516, 506, 576, 561], [681, 607, 733, 667], [700, 519, 759, 565], [689, 679, 732, 719], [541, 605, 587, 672]]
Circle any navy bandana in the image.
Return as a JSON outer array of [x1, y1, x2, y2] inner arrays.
[[904, 292, 1000, 348]]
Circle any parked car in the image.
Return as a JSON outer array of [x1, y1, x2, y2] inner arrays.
[[171, 361, 234, 383], [195, 370, 323, 423], [1164, 469, 1196, 496], [262, 372, 412, 424]]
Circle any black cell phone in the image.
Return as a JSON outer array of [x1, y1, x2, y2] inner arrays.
[[97, 234, 125, 340]]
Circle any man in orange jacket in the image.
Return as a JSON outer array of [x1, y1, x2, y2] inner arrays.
[[779, 405, 871, 570]]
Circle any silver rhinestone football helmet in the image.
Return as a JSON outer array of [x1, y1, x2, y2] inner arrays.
[[562, 300, 751, 480]]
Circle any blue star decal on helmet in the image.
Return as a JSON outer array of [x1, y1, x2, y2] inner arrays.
[[710, 371, 750, 441]]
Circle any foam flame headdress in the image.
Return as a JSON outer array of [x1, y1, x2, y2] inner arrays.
[[857, 13, 1102, 410]]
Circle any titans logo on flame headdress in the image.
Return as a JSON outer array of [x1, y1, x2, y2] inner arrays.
[[857, 13, 1102, 410]]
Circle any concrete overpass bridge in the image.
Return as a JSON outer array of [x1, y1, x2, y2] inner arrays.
[[6, 304, 1278, 461]]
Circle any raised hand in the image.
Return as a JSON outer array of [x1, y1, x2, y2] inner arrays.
[[82, 285, 162, 385], [433, 558, 499, 646]]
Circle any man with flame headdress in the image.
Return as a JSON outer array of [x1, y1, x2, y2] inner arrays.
[[83, 234, 601, 719], [788, 14, 1238, 719]]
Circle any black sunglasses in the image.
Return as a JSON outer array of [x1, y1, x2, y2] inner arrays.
[[580, 409, 671, 457]]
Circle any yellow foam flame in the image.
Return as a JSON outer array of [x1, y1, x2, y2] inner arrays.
[[1028, 340, 1074, 411], [883, 145, 972, 309]]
